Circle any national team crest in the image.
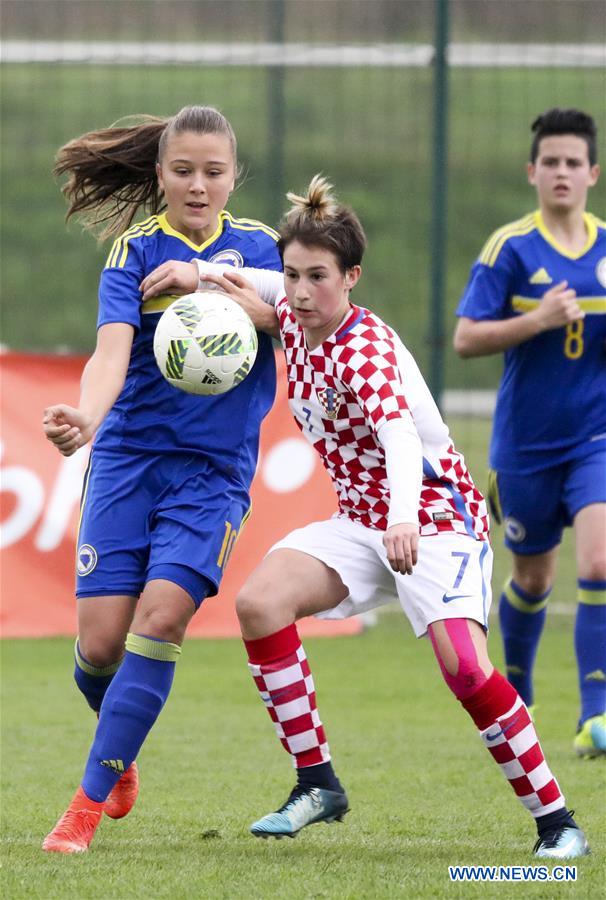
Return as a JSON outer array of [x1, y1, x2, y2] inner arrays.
[[209, 249, 244, 268], [317, 387, 343, 420], [77, 544, 98, 576]]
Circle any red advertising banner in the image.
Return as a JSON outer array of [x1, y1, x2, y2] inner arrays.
[[0, 352, 361, 638]]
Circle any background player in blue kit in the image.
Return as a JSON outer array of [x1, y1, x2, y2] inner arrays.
[[41, 105, 281, 853], [454, 108, 606, 757]]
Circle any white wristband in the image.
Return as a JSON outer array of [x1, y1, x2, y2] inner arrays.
[[193, 259, 231, 290], [193, 259, 285, 307]]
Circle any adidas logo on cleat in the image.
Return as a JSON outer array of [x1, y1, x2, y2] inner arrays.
[[100, 759, 125, 774]]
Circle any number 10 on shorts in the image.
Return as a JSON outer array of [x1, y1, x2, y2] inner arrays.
[[217, 520, 238, 570]]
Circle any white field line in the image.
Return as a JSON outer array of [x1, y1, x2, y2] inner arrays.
[[442, 390, 496, 418], [1, 41, 604, 67]]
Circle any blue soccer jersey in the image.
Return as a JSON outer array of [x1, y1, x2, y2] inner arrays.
[[457, 210, 606, 473], [95, 211, 281, 489]]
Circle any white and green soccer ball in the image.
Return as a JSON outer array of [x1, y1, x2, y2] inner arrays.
[[153, 291, 258, 396]]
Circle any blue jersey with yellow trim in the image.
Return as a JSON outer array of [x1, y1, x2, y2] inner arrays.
[[457, 210, 606, 473], [95, 211, 281, 488]]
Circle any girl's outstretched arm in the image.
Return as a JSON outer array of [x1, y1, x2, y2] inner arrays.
[[43, 322, 134, 456]]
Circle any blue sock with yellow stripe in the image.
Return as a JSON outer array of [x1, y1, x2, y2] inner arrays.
[[498, 577, 551, 706], [575, 579, 606, 724], [81, 633, 180, 802], [73, 640, 122, 712]]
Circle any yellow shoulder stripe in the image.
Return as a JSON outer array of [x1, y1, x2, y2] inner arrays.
[[106, 217, 158, 268], [223, 211, 279, 241], [105, 216, 161, 269], [478, 215, 535, 265], [478, 214, 536, 268]]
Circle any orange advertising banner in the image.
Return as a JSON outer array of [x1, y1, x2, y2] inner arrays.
[[0, 351, 361, 638]]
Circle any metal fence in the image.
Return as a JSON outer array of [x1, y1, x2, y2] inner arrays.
[[1, 0, 605, 400]]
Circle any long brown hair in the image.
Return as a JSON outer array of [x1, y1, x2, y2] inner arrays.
[[54, 106, 238, 241], [279, 174, 367, 271]]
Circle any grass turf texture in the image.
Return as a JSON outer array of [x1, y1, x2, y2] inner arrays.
[[2, 617, 605, 899], [2, 421, 605, 896]]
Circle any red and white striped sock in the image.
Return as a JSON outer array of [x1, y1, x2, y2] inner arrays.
[[461, 670, 565, 817], [244, 623, 330, 768]]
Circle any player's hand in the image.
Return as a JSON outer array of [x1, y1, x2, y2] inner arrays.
[[43, 404, 94, 457], [534, 281, 584, 331], [383, 522, 419, 575], [139, 261, 199, 301], [201, 271, 279, 334]]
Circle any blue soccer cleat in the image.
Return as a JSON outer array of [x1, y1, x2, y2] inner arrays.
[[250, 786, 349, 839], [573, 713, 606, 758], [534, 823, 590, 859]]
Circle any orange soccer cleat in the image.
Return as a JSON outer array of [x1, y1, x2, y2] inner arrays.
[[42, 786, 104, 853], [104, 761, 139, 819]]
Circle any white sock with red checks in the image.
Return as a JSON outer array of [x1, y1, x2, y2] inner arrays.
[[244, 623, 331, 768], [462, 670, 565, 817]]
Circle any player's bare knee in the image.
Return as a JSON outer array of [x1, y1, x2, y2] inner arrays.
[[514, 570, 552, 597], [78, 634, 124, 669], [131, 605, 186, 645], [442, 652, 491, 700], [579, 554, 606, 583], [431, 620, 492, 700], [236, 586, 278, 630]]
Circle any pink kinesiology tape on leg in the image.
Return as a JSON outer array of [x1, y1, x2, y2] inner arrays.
[[429, 618, 490, 699], [430, 620, 565, 817]]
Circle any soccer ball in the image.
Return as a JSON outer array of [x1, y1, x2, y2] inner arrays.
[[153, 291, 258, 396]]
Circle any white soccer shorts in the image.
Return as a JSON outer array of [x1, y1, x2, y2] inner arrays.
[[270, 516, 493, 637]]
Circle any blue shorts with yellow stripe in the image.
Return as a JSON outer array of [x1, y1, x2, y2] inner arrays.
[[76, 448, 251, 606], [487, 445, 606, 555]]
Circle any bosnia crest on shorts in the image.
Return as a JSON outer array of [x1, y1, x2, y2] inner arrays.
[[317, 386, 343, 420]]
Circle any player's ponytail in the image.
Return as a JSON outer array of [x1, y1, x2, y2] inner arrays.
[[54, 105, 238, 242], [285, 174, 340, 225], [279, 174, 367, 271], [54, 116, 166, 241]]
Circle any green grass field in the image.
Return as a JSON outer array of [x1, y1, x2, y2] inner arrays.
[[2, 415, 605, 897], [1, 421, 605, 898], [2, 615, 605, 899]]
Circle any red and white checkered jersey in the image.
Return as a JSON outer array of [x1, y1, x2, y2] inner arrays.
[[277, 296, 489, 540]]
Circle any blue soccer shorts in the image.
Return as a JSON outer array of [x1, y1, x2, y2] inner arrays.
[[487, 447, 606, 555], [76, 448, 251, 606]]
